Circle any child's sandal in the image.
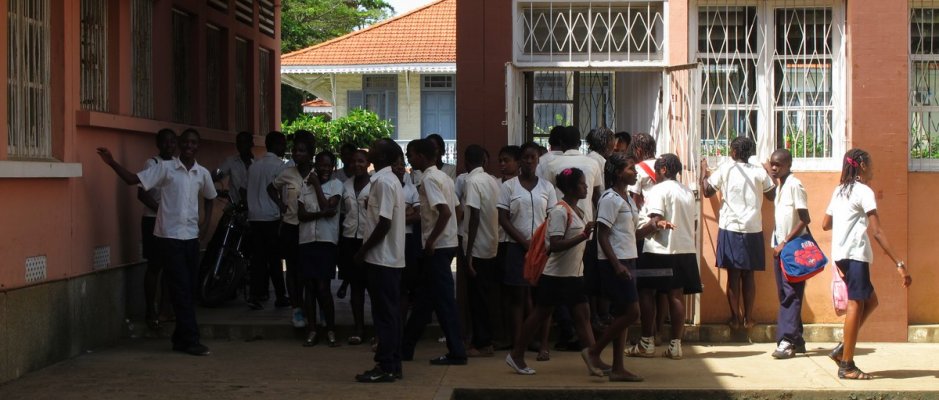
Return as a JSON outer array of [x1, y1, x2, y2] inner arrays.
[[536, 350, 550, 362]]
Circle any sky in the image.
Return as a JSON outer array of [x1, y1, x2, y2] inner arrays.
[[385, 0, 436, 15]]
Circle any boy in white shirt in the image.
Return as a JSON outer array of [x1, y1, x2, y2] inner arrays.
[[139, 129, 176, 331], [462, 144, 502, 357], [700, 136, 775, 329], [246, 132, 290, 310], [401, 139, 467, 365], [353, 139, 407, 383], [213, 131, 254, 205], [97, 128, 216, 356]]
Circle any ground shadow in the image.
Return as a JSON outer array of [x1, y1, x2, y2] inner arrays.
[[692, 350, 764, 359], [804, 346, 874, 357], [872, 369, 939, 379]]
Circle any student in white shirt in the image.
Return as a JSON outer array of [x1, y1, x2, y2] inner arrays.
[[246, 132, 290, 310], [353, 139, 407, 383], [821, 149, 911, 380], [700, 136, 775, 329], [506, 168, 597, 376], [535, 126, 565, 180], [767, 149, 811, 359], [97, 128, 216, 356], [297, 150, 343, 348], [585, 127, 616, 331], [139, 129, 176, 331], [426, 133, 457, 179], [333, 143, 358, 183], [213, 131, 254, 205], [337, 149, 371, 345], [394, 155, 422, 323], [629, 154, 700, 360], [626, 132, 658, 208], [401, 139, 467, 365], [499, 142, 557, 361], [462, 144, 503, 357]]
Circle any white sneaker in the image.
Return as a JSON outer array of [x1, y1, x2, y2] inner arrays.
[[663, 339, 682, 360], [772, 339, 795, 359], [292, 308, 307, 328], [625, 337, 655, 358]]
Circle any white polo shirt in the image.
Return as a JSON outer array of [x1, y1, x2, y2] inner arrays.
[[410, 163, 457, 188], [596, 188, 640, 260], [544, 150, 604, 222], [587, 150, 607, 185], [137, 158, 217, 240], [362, 166, 406, 268], [826, 182, 877, 262], [543, 202, 586, 277], [773, 175, 809, 246], [272, 166, 308, 226], [642, 179, 697, 255], [246, 152, 288, 222], [218, 154, 251, 205], [707, 161, 775, 233], [141, 156, 164, 218], [403, 179, 420, 235], [627, 158, 657, 198], [299, 179, 342, 244], [418, 166, 458, 249], [535, 150, 562, 180], [340, 179, 370, 239], [498, 176, 557, 243], [461, 167, 502, 259]]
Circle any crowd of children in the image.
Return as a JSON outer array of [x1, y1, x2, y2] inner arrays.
[[96, 126, 912, 383]]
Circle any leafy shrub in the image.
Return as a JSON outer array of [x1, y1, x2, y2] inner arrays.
[[281, 108, 393, 154]]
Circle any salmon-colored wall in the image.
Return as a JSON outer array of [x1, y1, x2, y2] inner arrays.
[[907, 173, 939, 324], [0, 0, 279, 291]]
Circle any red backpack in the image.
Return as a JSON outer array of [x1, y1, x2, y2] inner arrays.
[[523, 202, 574, 286]]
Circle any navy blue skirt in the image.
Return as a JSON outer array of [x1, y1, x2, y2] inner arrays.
[[299, 242, 337, 280], [716, 229, 766, 271], [502, 242, 529, 287]]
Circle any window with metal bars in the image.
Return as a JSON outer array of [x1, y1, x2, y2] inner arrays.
[[206, 24, 226, 129], [80, 0, 108, 112], [131, 0, 153, 118], [695, 1, 845, 164], [910, 2, 939, 168], [234, 37, 250, 133], [422, 75, 455, 89], [526, 71, 614, 145], [259, 47, 273, 135], [171, 9, 193, 124], [515, 1, 666, 66], [7, 0, 52, 159]]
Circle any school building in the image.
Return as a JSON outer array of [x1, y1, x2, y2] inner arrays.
[[457, 0, 939, 342], [0, 0, 280, 383]]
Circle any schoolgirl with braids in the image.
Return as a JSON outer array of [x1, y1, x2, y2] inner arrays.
[[700, 136, 775, 330], [822, 149, 912, 380], [629, 154, 700, 360]]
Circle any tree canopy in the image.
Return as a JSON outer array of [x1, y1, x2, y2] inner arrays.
[[281, 0, 395, 53]]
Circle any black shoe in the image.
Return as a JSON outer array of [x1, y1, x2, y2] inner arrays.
[[355, 367, 396, 383], [392, 371, 403, 380], [247, 300, 263, 310], [173, 343, 211, 356], [274, 297, 291, 308], [429, 355, 468, 365], [794, 343, 807, 354]]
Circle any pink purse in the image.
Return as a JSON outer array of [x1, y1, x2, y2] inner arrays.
[[831, 266, 848, 316]]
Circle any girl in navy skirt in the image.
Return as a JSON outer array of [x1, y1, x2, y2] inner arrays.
[[506, 168, 597, 376], [498, 142, 557, 361], [338, 150, 371, 345], [297, 151, 343, 347], [700, 137, 775, 329], [822, 149, 911, 379]]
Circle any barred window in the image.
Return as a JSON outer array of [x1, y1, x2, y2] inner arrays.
[[234, 37, 250, 133], [7, 0, 52, 159], [259, 47, 273, 135], [526, 71, 613, 143], [171, 9, 193, 124], [80, 0, 108, 112], [910, 2, 939, 168], [206, 24, 225, 129], [131, 0, 153, 118]]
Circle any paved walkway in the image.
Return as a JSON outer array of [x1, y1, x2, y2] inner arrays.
[[1, 335, 936, 400]]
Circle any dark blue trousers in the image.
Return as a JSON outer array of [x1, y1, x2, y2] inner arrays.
[[402, 247, 466, 359], [774, 256, 806, 346], [366, 263, 402, 374], [158, 237, 201, 348], [467, 256, 497, 349]]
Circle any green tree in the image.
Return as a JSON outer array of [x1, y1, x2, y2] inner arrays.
[[280, 0, 395, 122]]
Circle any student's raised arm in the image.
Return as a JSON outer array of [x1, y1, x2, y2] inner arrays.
[[97, 148, 142, 185], [699, 159, 717, 198]]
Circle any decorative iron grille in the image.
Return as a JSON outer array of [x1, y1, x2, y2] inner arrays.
[[132, 0, 153, 118], [80, 0, 108, 112], [7, 0, 51, 159], [910, 2, 939, 166]]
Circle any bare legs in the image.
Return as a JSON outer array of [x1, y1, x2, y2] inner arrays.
[[842, 292, 879, 363], [510, 303, 595, 370], [725, 269, 756, 328], [588, 301, 640, 378], [349, 281, 366, 340]]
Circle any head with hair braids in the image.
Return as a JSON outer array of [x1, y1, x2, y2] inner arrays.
[[556, 167, 587, 199], [730, 136, 756, 162], [654, 153, 683, 181], [586, 127, 616, 157], [604, 152, 638, 190], [626, 132, 656, 161], [519, 141, 541, 177], [839, 148, 872, 197], [499, 145, 521, 179]]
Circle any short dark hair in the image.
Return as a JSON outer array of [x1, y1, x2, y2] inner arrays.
[[555, 167, 584, 196], [586, 128, 615, 153], [547, 125, 565, 147], [316, 150, 337, 166], [560, 126, 582, 150], [771, 148, 793, 165], [340, 143, 357, 154], [626, 132, 656, 159], [425, 134, 446, 154], [499, 145, 522, 161], [372, 138, 403, 166], [265, 131, 286, 150], [464, 144, 488, 167], [410, 138, 437, 159], [293, 130, 314, 151], [180, 128, 200, 141], [520, 141, 541, 156], [603, 152, 635, 189], [730, 136, 756, 161], [156, 128, 176, 145], [654, 153, 682, 180], [615, 131, 631, 148]]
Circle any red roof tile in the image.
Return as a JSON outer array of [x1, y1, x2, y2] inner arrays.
[[282, 0, 455, 66], [301, 99, 333, 107]]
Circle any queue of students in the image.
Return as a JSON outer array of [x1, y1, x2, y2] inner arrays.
[[96, 127, 911, 383]]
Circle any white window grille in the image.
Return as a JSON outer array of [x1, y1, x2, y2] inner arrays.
[[7, 0, 52, 159], [694, 1, 845, 168], [131, 0, 153, 118], [514, 1, 666, 67], [422, 75, 455, 89], [80, 0, 108, 112], [259, 47, 273, 135], [206, 24, 225, 129], [259, 0, 275, 37], [910, 2, 939, 170], [234, 37, 250, 133], [171, 9, 193, 124]]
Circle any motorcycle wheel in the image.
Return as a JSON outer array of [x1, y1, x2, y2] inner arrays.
[[200, 255, 247, 307]]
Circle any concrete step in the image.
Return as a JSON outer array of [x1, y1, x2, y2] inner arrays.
[[453, 389, 938, 400]]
